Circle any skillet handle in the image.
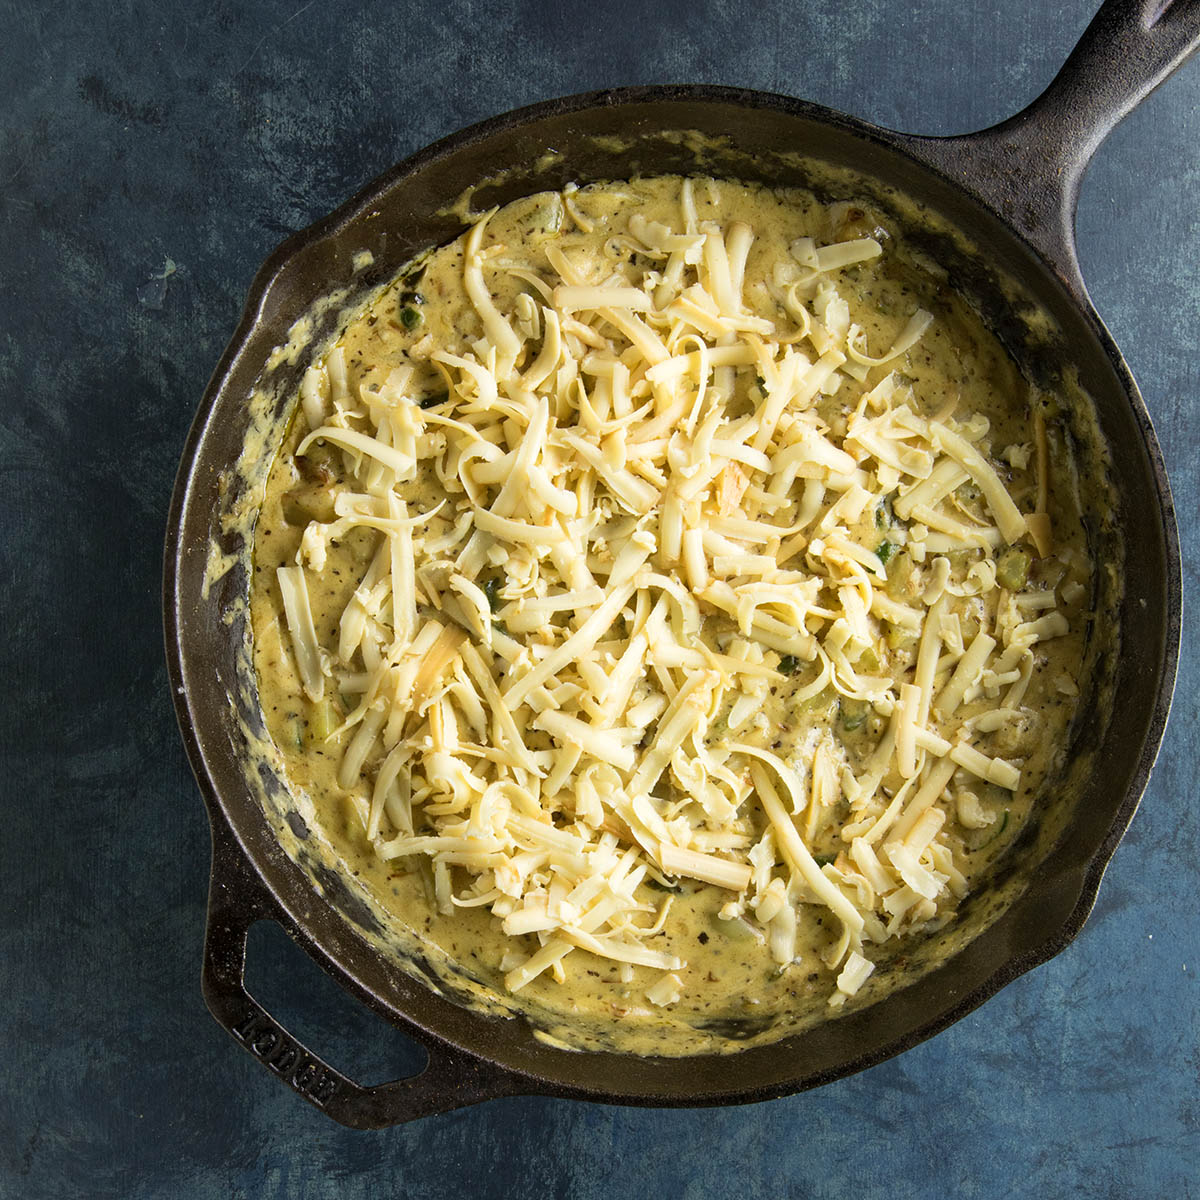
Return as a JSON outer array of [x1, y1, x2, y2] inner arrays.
[[896, 0, 1200, 292], [202, 816, 525, 1129]]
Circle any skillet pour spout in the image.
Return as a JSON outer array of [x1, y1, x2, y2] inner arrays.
[[164, 0, 1188, 1128]]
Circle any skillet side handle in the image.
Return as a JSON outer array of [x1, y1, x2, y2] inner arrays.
[[201, 816, 524, 1129], [897, 0, 1200, 290]]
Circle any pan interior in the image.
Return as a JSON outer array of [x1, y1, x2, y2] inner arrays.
[[176, 93, 1166, 1100]]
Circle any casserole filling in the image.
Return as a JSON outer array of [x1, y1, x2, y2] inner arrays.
[[251, 176, 1093, 1050]]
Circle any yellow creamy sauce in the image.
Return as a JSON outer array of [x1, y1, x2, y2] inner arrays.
[[250, 176, 1091, 1054]]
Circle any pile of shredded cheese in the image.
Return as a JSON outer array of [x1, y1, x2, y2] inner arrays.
[[273, 180, 1082, 1011]]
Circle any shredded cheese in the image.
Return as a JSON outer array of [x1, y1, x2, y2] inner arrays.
[[265, 178, 1090, 1021]]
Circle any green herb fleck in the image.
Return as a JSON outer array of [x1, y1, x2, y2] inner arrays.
[[839, 698, 870, 732], [645, 876, 681, 894], [875, 493, 895, 529], [482, 576, 502, 612], [399, 305, 423, 331], [778, 654, 799, 676], [876, 539, 896, 565]]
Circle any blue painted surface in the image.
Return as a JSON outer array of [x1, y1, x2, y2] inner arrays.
[[1, 1, 1197, 1195]]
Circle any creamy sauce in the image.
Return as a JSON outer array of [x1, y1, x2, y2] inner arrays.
[[249, 176, 1094, 1054]]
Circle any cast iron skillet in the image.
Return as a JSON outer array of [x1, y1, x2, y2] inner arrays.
[[165, 0, 1189, 1128]]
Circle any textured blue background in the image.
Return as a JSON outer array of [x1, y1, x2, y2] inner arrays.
[[2, 0, 1197, 1195]]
